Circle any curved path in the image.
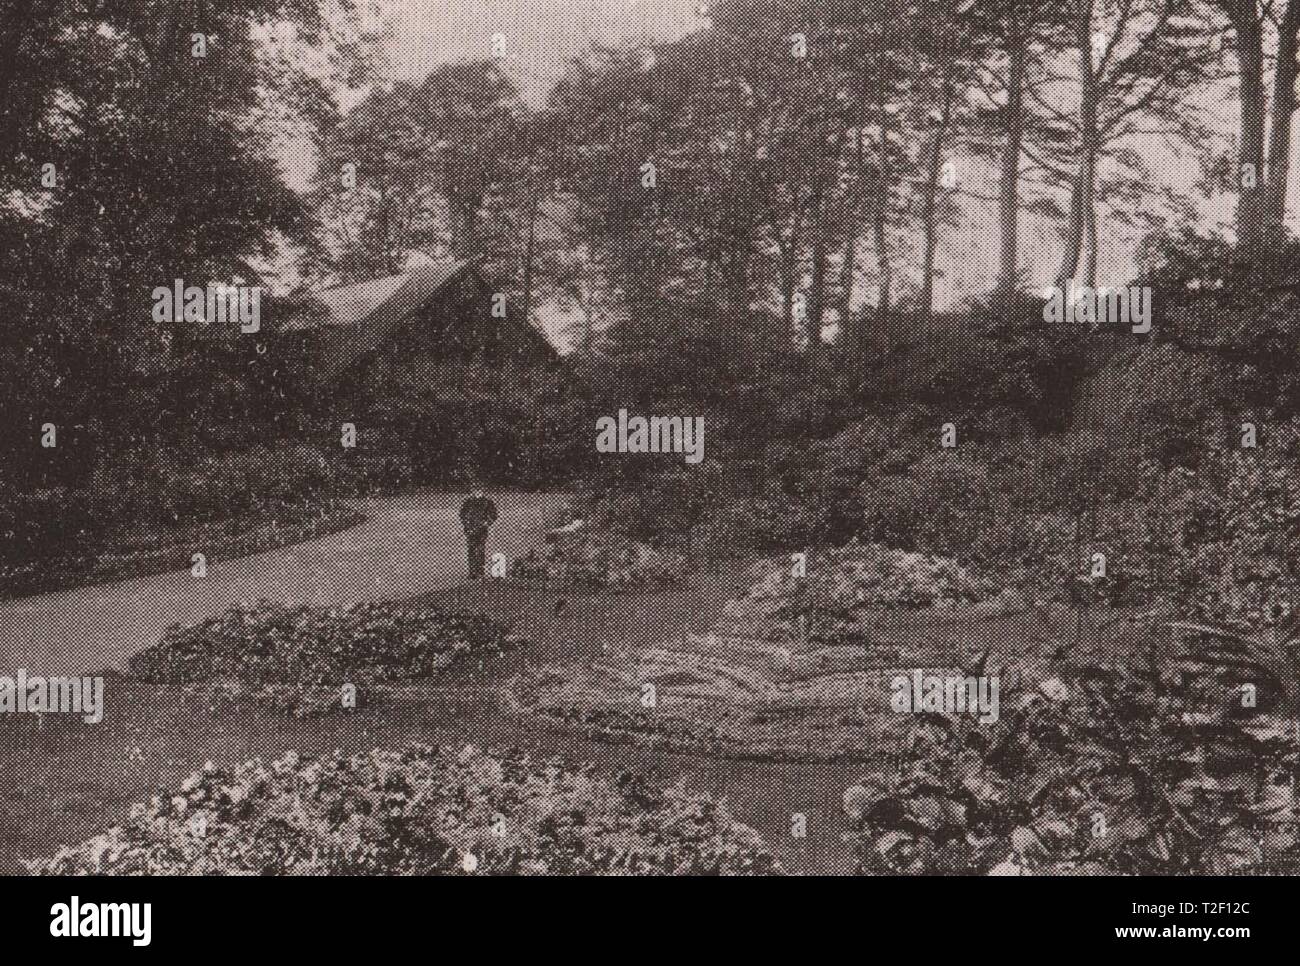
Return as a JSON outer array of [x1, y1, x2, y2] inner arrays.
[[0, 491, 562, 676], [0, 492, 861, 873]]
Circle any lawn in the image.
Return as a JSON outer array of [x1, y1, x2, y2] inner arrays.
[[0, 560, 1188, 876], [3, 575, 868, 875]]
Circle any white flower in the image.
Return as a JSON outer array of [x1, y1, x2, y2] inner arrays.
[[842, 785, 873, 821], [1039, 678, 1070, 702]]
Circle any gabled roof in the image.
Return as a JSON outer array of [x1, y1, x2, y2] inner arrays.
[[292, 258, 560, 380], [194, 258, 562, 383], [285, 260, 477, 332]]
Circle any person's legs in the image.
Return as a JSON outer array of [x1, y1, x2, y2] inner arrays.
[[467, 530, 487, 578]]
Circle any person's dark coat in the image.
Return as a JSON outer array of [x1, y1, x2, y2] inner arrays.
[[460, 496, 498, 534], [460, 495, 498, 579]]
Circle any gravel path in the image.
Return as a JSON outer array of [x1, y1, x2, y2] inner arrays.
[[0, 491, 562, 676], [0, 494, 860, 873]]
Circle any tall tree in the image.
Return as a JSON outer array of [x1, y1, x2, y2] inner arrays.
[[0, 0, 381, 479], [968, 0, 1070, 299], [310, 60, 527, 279], [907, 0, 982, 318], [1049, 0, 1214, 289], [1210, 0, 1300, 251]]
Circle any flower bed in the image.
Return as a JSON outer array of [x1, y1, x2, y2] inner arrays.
[[27, 744, 782, 875], [715, 542, 1005, 645], [510, 545, 1022, 762], [844, 645, 1300, 875], [509, 523, 685, 588], [128, 600, 525, 686]]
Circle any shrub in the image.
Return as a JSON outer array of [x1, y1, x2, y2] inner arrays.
[[29, 745, 782, 875], [1, 443, 348, 594], [1170, 447, 1300, 627], [846, 657, 1300, 875], [692, 497, 824, 558], [593, 462, 726, 552], [0, 486, 104, 570], [859, 452, 994, 556], [129, 600, 524, 685]]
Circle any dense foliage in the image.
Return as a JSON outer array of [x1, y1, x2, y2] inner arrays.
[[29, 744, 782, 875], [128, 600, 524, 685], [847, 653, 1300, 875], [510, 525, 685, 588]]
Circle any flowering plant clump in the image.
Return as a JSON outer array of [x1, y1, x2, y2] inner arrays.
[[510, 527, 684, 588], [716, 542, 1002, 644], [845, 650, 1300, 876], [128, 600, 524, 686], [27, 745, 782, 876], [1173, 451, 1300, 630]]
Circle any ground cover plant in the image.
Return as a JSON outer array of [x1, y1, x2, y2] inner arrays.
[[513, 544, 1035, 761], [844, 627, 1300, 875], [129, 600, 525, 686], [0, 501, 362, 600], [0, 443, 364, 599], [716, 542, 1006, 645], [27, 744, 781, 876], [510, 524, 685, 588]]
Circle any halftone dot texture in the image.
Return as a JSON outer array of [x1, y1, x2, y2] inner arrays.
[[2, 0, 1299, 877]]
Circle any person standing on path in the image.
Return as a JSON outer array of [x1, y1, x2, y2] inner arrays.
[[460, 488, 498, 579]]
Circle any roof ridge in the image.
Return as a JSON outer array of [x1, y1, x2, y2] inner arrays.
[[309, 270, 408, 297]]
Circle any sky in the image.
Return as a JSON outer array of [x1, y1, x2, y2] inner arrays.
[[382, 0, 708, 104], [274, 0, 1263, 316], [372, 2, 712, 344]]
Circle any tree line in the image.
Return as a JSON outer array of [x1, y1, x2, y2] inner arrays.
[[3, 0, 1300, 487]]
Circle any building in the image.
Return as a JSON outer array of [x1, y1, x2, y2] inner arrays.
[[275, 258, 559, 382], [187, 258, 569, 484]]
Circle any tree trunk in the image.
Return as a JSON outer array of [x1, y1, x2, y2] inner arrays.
[[520, 184, 540, 327], [841, 129, 871, 345], [875, 70, 895, 317], [809, 236, 827, 349], [805, 120, 843, 352], [1230, 2, 1267, 253], [778, 240, 797, 336], [997, 31, 1027, 298], [874, 208, 892, 316], [1264, 0, 1300, 245], [1078, 0, 1100, 288], [838, 228, 860, 337], [921, 67, 956, 319], [1083, 187, 1099, 289], [1055, 178, 1085, 290]]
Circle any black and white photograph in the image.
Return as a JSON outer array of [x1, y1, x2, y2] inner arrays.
[[0, 0, 1296, 920]]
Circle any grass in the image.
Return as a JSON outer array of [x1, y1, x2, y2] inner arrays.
[[0, 574, 872, 874], [0, 564, 1148, 876]]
